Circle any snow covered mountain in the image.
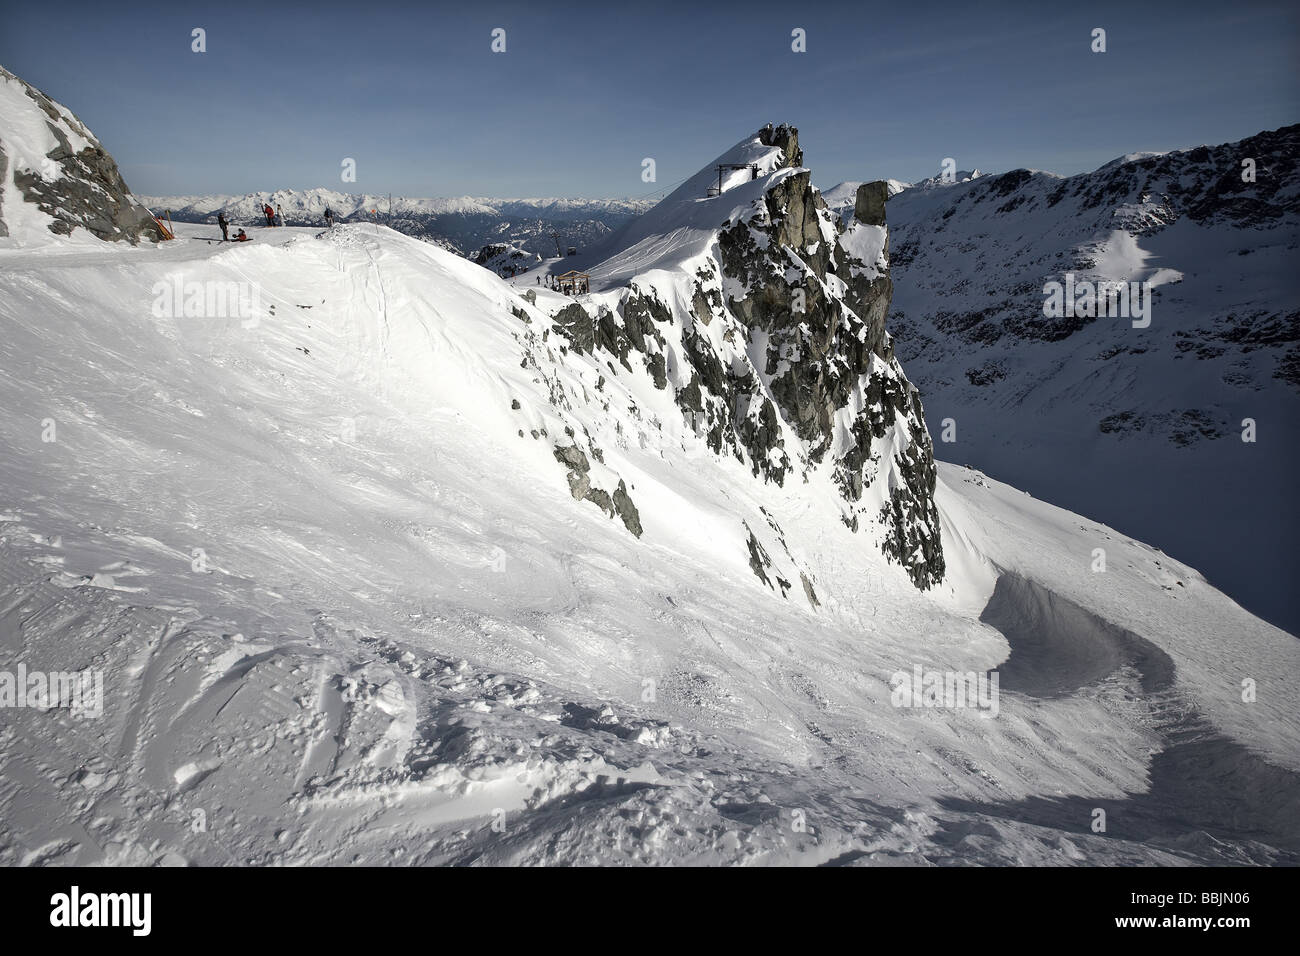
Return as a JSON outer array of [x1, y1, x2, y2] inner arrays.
[[0, 65, 163, 244], [141, 188, 654, 260], [523, 123, 944, 590], [144, 189, 651, 223], [877, 126, 1300, 635], [2, 66, 1298, 866]]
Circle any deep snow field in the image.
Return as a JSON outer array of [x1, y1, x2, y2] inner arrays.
[[1, 221, 1297, 865]]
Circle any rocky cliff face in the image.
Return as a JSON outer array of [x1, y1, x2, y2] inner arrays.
[[474, 242, 542, 277], [543, 125, 945, 590], [0, 64, 164, 244]]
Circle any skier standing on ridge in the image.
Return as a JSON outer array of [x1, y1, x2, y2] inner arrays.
[[276, 203, 284, 227], [324, 207, 334, 228], [218, 212, 229, 241], [263, 202, 275, 227]]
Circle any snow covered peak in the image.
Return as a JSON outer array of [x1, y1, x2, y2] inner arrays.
[[909, 168, 984, 190], [0, 63, 164, 245], [823, 179, 908, 206], [522, 125, 946, 589], [139, 188, 503, 223], [141, 189, 656, 260], [573, 125, 805, 279]]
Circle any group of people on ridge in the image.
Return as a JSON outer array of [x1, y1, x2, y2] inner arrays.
[[216, 212, 248, 242], [214, 201, 336, 242]]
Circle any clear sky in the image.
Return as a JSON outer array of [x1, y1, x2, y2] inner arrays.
[[3, 0, 1296, 199]]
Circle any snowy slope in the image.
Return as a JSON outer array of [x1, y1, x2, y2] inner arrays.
[[884, 125, 1300, 635], [1, 219, 1295, 866]]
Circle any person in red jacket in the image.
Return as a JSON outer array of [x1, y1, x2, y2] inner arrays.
[[264, 203, 275, 227]]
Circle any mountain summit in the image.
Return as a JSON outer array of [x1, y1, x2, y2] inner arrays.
[[546, 123, 944, 589]]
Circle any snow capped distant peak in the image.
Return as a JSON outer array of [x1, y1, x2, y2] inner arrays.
[[140, 191, 653, 222], [910, 168, 984, 190], [138, 189, 656, 261], [822, 179, 909, 214], [571, 124, 806, 276]]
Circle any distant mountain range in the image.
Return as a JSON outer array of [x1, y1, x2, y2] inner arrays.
[[140, 187, 654, 258], [857, 125, 1300, 633]]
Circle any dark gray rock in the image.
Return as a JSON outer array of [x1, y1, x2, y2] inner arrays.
[[612, 481, 642, 537], [1, 65, 164, 244], [553, 444, 643, 537], [800, 572, 820, 608], [853, 181, 890, 227], [551, 303, 595, 354], [758, 123, 804, 169]]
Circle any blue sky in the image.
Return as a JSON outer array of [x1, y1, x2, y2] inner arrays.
[[3, 0, 1296, 198]]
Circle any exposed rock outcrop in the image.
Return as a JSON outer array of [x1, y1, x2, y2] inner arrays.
[[545, 126, 945, 589], [0, 64, 164, 244]]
